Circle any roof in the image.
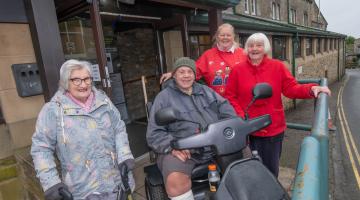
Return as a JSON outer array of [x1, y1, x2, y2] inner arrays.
[[191, 13, 346, 38], [183, 0, 240, 8]]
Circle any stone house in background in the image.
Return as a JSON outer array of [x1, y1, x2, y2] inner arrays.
[[352, 38, 360, 66], [0, 0, 346, 197]]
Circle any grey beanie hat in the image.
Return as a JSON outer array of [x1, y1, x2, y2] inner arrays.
[[173, 57, 196, 74]]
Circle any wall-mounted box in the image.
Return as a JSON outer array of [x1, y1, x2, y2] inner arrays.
[[11, 63, 43, 97]]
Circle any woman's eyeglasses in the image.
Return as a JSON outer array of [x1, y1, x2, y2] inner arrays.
[[69, 77, 93, 86]]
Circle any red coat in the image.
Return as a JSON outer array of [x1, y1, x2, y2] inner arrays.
[[196, 47, 247, 96], [225, 56, 317, 137]]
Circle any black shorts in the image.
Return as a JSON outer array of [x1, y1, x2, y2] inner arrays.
[[157, 154, 196, 183]]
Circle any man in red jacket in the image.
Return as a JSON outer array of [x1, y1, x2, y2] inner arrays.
[[225, 33, 331, 177]]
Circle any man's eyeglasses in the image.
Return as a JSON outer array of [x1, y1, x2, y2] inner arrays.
[[69, 77, 93, 86]]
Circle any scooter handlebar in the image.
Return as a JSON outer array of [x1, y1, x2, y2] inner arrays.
[[171, 115, 271, 155]]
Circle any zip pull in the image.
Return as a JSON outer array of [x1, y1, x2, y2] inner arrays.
[[85, 160, 91, 172], [110, 151, 116, 167]]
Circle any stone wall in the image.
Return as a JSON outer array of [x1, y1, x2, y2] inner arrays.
[[117, 28, 160, 121], [0, 23, 44, 159]]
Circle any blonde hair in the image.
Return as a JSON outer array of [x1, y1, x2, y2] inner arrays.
[[214, 23, 238, 47]]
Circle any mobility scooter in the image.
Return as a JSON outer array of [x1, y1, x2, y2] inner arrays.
[[144, 83, 289, 200]]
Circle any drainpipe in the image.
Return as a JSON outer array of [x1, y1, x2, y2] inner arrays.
[[287, 0, 290, 23], [337, 38, 340, 81], [344, 39, 346, 76], [292, 33, 299, 109]]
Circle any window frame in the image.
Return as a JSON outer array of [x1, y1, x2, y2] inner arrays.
[[334, 39, 338, 50], [290, 8, 297, 24], [294, 38, 302, 58], [0, 107, 4, 124], [305, 38, 313, 56], [272, 36, 287, 61], [244, 0, 249, 14], [330, 39, 334, 51], [189, 34, 212, 60], [303, 12, 308, 26], [324, 38, 328, 52], [272, 2, 276, 20], [251, 0, 257, 15], [316, 38, 321, 54], [239, 34, 250, 48]]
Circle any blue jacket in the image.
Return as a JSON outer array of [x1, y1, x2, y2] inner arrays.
[[31, 89, 134, 199]]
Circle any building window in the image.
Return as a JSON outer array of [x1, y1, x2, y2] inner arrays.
[[189, 34, 212, 60], [239, 34, 250, 48], [294, 38, 302, 58], [272, 3, 280, 20], [330, 39, 334, 51], [305, 38, 313, 56], [290, 8, 297, 24], [272, 3, 276, 19], [303, 12, 308, 26], [316, 38, 321, 53], [273, 36, 287, 60], [244, 0, 249, 14], [0, 107, 4, 124], [59, 18, 97, 61], [251, 0, 257, 15], [334, 39, 338, 50], [324, 38, 328, 52]]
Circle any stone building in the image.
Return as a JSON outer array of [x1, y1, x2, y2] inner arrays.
[[0, 0, 346, 198], [351, 38, 360, 67]]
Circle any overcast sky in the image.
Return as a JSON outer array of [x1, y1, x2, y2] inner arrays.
[[319, 0, 360, 38]]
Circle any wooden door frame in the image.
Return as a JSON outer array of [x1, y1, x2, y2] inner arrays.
[[154, 14, 190, 73]]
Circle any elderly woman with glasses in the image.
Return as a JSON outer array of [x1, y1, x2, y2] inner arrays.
[[225, 33, 331, 178], [31, 59, 135, 200]]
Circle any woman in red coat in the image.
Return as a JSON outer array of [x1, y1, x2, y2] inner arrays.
[[225, 32, 331, 177], [160, 23, 247, 96]]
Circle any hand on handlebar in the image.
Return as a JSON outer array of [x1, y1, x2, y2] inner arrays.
[[311, 86, 331, 97], [171, 149, 191, 162]]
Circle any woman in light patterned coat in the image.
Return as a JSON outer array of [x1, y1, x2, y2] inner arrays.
[[31, 59, 135, 200]]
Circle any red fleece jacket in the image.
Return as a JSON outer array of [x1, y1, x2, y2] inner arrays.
[[225, 56, 317, 137], [196, 47, 247, 96]]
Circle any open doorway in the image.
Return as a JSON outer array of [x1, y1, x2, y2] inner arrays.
[[101, 18, 161, 157]]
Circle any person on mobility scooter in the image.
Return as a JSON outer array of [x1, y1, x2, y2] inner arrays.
[[145, 58, 289, 200], [146, 57, 238, 200]]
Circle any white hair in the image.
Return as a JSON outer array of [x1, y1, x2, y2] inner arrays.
[[244, 33, 272, 55], [59, 59, 93, 91]]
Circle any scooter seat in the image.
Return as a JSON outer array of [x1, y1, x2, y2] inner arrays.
[[214, 158, 289, 200]]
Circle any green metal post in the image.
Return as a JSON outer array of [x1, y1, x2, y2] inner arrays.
[[292, 78, 329, 200]]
